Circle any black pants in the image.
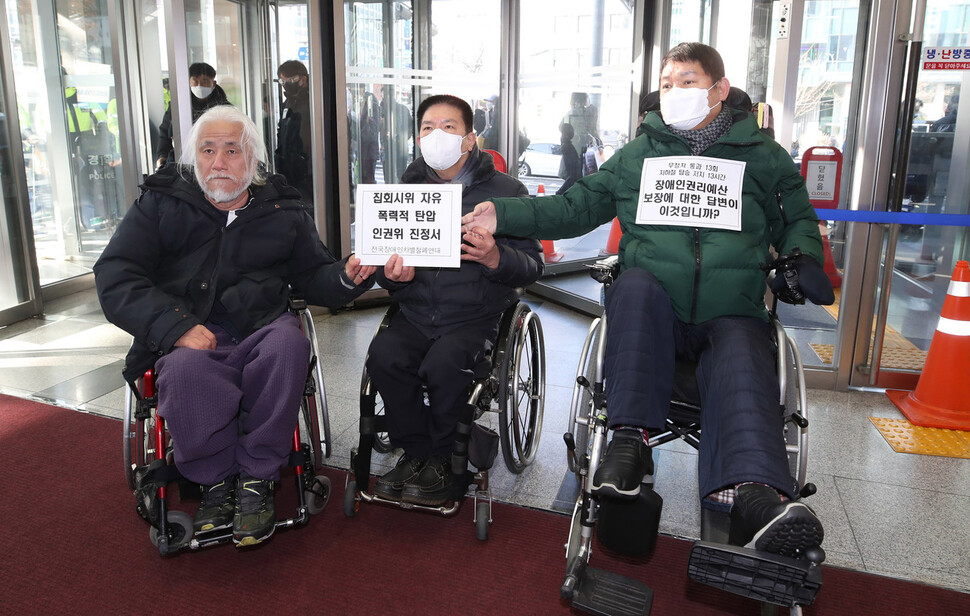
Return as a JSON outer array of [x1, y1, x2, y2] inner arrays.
[[366, 312, 499, 459], [604, 268, 793, 499]]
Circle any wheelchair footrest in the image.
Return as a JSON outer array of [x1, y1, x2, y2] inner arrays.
[[571, 566, 653, 616], [687, 540, 821, 607]]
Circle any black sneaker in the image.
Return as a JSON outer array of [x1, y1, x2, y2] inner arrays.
[[401, 454, 453, 506], [193, 475, 236, 533], [729, 483, 824, 557], [591, 430, 654, 500], [233, 474, 276, 547], [374, 454, 425, 501]]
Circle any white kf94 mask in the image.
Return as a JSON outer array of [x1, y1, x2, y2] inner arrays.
[[420, 128, 467, 170], [660, 82, 721, 130]]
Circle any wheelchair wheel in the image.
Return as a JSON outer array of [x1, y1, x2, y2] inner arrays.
[[124, 379, 159, 490], [498, 303, 545, 474], [305, 474, 331, 515], [299, 309, 332, 464], [343, 479, 358, 517], [566, 317, 604, 475], [149, 510, 193, 550], [780, 331, 809, 491], [475, 501, 490, 541], [360, 371, 393, 454]]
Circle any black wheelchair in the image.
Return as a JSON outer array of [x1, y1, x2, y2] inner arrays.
[[122, 296, 332, 554], [344, 299, 545, 540], [561, 255, 823, 615]]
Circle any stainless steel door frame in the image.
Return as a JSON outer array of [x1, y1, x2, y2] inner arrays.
[[841, 0, 917, 390]]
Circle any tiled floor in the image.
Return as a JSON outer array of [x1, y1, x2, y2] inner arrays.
[[2, 288, 969, 595]]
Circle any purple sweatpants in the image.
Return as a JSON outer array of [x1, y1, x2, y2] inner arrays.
[[156, 312, 310, 485]]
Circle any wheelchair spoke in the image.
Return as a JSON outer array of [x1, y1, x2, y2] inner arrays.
[[497, 303, 545, 474]]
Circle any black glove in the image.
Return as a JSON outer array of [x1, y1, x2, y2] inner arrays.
[[770, 251, 835, 306]]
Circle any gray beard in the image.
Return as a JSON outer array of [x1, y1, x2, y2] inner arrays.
[[204, 183, 248, 204], [197, 169, 250, 204]]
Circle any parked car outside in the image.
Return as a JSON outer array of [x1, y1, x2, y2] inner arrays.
[[517, 142, 562, 177]]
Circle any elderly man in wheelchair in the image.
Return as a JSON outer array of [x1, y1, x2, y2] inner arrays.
[[94, 106, 375, 548], [463, 41, 833, 608]]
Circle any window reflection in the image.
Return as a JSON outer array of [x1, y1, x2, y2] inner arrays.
[[882, 0, 970, 376], [7, 0, 126, 285], [517, 0, 635, 261]]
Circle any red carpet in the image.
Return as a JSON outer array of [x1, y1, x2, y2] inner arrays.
[[3, 393, 969, 615]]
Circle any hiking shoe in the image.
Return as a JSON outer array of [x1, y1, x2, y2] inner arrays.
[[233, 474, 276, 547], [401, 454, 453, 506], [729, 483, 824, 557], [591, 430, 654, 500], [374, 454, 425, 501], [193, 475, 237, 533]]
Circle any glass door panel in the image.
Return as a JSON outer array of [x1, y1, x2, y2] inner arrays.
[[0, 33, 40, 322], [134, 0, 169, 179], [7, 0, 128, 285], [184, 0, 246, 109], [344, 0, 500, 253], [516, 0, 636, 266], [770, 0, 865, 373], [873, 0, 969, 385]]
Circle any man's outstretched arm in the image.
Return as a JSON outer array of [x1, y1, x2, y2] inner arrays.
[[461, 201, 497, 234]]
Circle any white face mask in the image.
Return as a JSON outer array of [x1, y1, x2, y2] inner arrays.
[[420, 129, 467, 171], [660, 82, 720, 130], [191, 85, 214, 99]]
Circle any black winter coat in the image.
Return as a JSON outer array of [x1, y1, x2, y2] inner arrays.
[[375, 149, 543, 333], [94, 165, 369, 382]]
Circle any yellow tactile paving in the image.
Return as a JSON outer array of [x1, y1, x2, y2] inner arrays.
[[810, 286, 928, 370], [869, 417, 970, 459]]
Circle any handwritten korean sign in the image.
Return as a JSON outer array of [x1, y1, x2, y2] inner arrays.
[[635, 156, 746, 231], [354, 184, 463, 267]]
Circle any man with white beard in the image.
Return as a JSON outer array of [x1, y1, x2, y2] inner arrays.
[[95, 106, 376, 547]]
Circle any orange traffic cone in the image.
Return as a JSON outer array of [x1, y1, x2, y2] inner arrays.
[[537, 184, 564, 263], [887, 260, 970, 430], [604, 217, 622, 255]]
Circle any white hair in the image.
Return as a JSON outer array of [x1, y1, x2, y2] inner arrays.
[[179, 105, 268, 187]]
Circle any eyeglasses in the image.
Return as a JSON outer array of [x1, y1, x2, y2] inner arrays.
[[279, 76, 302, 85]]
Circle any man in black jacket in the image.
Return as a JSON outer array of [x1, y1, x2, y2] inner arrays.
[[95, 106, 375, 547], [275, 60, 313, 207], [366, 95, 543, 506], [155, 62, 231, 168]]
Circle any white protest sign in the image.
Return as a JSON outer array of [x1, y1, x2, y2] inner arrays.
[[635, 156, 746, 231], [354, 184, 463, 268]]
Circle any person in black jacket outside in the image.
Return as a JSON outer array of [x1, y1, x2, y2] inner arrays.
[[557, 123, 583, 194], [155, 62, 231, 169], [95, 106, 375, 547], [275, 60, 313, 207], [366, 95, 544, 506]]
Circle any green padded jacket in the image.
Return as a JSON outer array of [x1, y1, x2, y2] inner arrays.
[[493, 108, 823, 324]]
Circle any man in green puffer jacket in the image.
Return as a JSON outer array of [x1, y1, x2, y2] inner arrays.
[[463, 43, 832, 558]]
